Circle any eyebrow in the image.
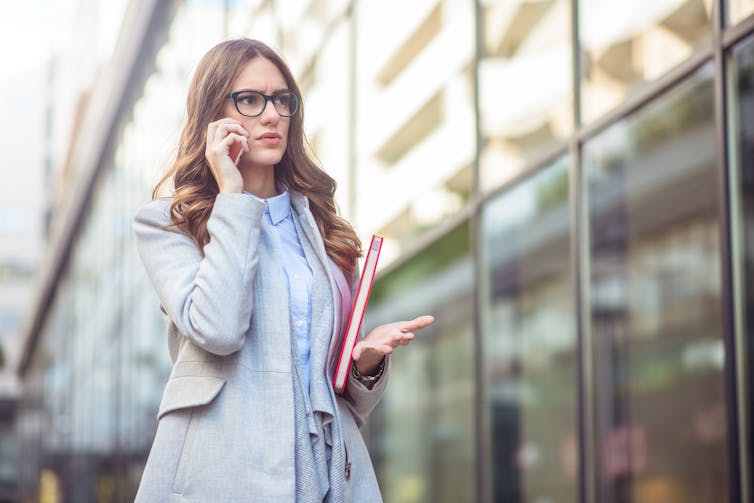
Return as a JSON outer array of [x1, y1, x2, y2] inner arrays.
[[233, 87, 292, 94]]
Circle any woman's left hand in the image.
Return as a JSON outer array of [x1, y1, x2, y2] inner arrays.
[[352, 315, 435, 375]]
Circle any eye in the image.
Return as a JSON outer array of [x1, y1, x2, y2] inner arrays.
[[274, 93, 291, 106], [238, 92, 263, 106]]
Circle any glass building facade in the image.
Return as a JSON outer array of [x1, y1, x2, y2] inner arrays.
[[12, 0, 754, 501]]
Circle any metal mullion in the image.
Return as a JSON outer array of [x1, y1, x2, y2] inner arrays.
[[572, 0, 582, 130], [472, 199, 490, 503], [723, 10, 754, 48], [570, 1, 595, 501], [473, 0, 483, 201], [572, 134, 596, 503], [471, 0, 491, 501], [714, 0, 745, 501], [727, 42, 752, 503]]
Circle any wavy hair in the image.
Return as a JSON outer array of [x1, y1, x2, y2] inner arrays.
[[152, 38, 361, 274]]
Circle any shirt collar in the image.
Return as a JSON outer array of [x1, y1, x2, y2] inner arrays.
[[263, 190, 291, 225]]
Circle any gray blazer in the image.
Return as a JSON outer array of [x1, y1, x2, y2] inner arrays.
[[132, 192, 388, 502]]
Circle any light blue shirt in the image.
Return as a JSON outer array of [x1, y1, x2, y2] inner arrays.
[[244, 190, 314, 391]]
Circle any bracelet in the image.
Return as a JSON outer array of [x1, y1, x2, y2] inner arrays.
[[351, 358, 385, 390]]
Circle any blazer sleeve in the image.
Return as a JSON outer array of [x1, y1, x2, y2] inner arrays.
[[340, 261, 391, 427], [132, 193, 266, 356]]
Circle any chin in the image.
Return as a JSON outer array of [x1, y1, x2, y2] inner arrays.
[[248, 152, 285, 167]]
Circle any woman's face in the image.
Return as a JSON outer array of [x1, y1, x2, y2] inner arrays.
[[224, 57, 292, 170]]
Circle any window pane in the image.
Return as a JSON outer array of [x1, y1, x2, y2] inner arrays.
[[585, 64, 729, 502], [366, 223, 475, 503], [732, 33, 754, 495], [354, 0, 475, 261], [729, 0, 754, 24], [481, 157, 578, 503], [479, 0, 572, 190], [580, 0, 712, 123], [294, 19, 354, 216]]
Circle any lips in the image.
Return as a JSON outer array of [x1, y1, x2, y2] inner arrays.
[[256, 132, 282, 147], [257, 132, 281, 140]]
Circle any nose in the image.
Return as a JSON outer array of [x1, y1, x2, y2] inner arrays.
[[259, 99, 280, 124]]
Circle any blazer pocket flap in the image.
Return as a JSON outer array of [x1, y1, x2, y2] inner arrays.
[[157, 375, 226, 420]]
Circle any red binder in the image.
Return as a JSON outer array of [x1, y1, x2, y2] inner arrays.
[[333, 235, 383, 394]]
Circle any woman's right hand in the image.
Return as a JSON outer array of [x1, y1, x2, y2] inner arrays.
[[205, 118, 250, 193]]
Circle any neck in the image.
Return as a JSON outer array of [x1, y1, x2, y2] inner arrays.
[[239, 164, 278, 199]]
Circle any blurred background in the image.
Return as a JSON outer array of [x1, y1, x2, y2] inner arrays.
[[1, 0, 753, 501]]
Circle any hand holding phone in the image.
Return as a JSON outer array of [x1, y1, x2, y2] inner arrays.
[[205, 118, 249, 193], [229, 139, 245, 166]]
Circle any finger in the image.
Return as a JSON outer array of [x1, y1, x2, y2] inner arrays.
[[207, 117, 241, 133], [398, 332, 415, 345], [400, 315, 435, 332], [215, 124, 249, 143], [351, 343, 362, 361], [219, 122, 249, 136], [391, 333, 408, 346], [220, 133, 248, 148], [230, 134, 249, 160], [209, 133, 247, 161], [207, 119, 244, 141], [354, 341, 396, 359], [235, 139, 250, 164], [211, 117, 243, 127]]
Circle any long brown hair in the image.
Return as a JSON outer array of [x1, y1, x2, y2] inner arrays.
[[153, 38, 361, 274]]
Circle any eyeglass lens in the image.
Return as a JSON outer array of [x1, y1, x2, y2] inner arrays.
[[235, 91, 298, 117]]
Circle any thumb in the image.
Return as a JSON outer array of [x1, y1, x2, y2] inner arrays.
[[351, 341, 363, 360]]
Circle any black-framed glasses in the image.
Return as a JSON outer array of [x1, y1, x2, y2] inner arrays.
[[227, 90, 300, 117]]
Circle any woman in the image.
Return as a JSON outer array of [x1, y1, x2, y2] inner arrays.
[[132, 38, 433, 502]]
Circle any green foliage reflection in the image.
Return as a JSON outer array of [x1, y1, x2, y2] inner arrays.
[[370, 221, 470, 306]]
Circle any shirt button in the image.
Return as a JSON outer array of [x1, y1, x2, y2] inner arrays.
[[296, 320, 304, 327]]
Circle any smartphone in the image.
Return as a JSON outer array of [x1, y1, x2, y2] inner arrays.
[[229, 140, 244, 166]]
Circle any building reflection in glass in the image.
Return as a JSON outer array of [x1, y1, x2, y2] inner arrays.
[[729, 0, 754, 24], [353, 0, 475, 261], [365, 223, 475, 503], [479, 0, 573, 190], [585, 63, 728, 502], [481, 157, 578, 503], [580, 0, 712, 123]]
